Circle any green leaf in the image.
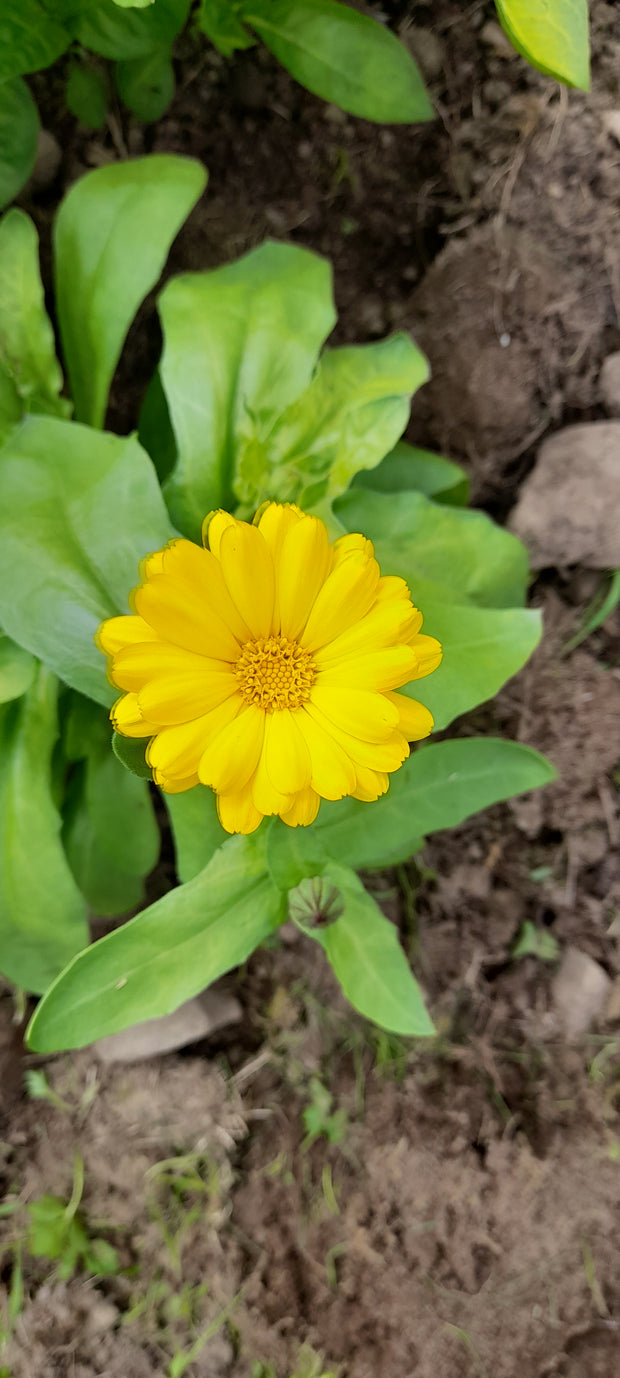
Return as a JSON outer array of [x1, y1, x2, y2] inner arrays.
[[0, 634, 36, 704], [335, 487, 529, 610], [352, 439, 469, 506], [112, 732, 153, 778], [495, 0, 589, 90], [27, 833, 285, 1052], [63, 765, 146, 916], [159, 241, 336, 539], [512, 919, 559, 963], [54, 154, 207, 427], [0, 415, 175, 705], [0, 665, 88, 994], [197, 0, 255, 55], [164, 786, 227, 883], [0, 79, 40, 211], [0, 208, 69, 419], [241, 0, 433, 123], [252, 335, 429, 510], [0, 0, 70, 82], [137, 368, 177, 484], [298, 863, 434, 1036], [66, 62, 108, 128], [266, 818, 329, 891], [86, 739, 159, 877], [116, 49, 175, 122], [113, 0, 157, 8], [563, 568, 620, 654], [68, 0, 190, 60], [314, 738, 557, 870], [0, 363, 22, 443]]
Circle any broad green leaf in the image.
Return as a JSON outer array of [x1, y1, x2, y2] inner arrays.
[[0, 209, 69, 419], [138, 369, 177, 484], [0, 665, 88, 994], [251, 335, 429, 510], [314, 737, 557, 870], [116, 49, 175, 122], [335, 487, 529, 610], [296, 863, 434, 1036], [353, 440, 469, 506], [0, 367, 22, 443], [241, 0, 433, 123], [66, 62, 108, 128], [27, 833, 285, 1052], [63, 764, 146, 916], [113, 0, 157, 8], [266, 818, 329, 891], [0, 0, 70, 82], [0, 634, 36, 704], [113, 732, 152, 778], [404, 600, 542, 731], [0, 416, 175, 704], [0, 79, 40, 211], [86, 741, 159, 877], [495, 0, 589, 90], [164, 786, 227, 884], [197, 0, 255, 55], [54, 154, 207, 427], [159, 242, 336, 539], [68, 0, 190, 60]]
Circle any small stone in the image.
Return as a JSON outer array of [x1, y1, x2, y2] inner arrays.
[[600, 352, 620, 417], [552, 948, 611, 1039], [480, 20, 516, 59], [27, 130, 62, 191], [509, 422, 620, 568], [402, 26, 444, 81], [93, 987, 242, 1064], [602, 111, 620, 145]]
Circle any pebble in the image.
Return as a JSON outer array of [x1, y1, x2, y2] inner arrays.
[[93, 987, 242, 1063], [552, 948, 611, 1039], [600, 351, 620, 417], [509, 422, 620, 568]]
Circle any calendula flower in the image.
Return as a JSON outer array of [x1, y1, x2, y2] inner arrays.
[[96, 504, 442, 835]]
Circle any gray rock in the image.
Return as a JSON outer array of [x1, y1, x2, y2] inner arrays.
[[509, 422, 620, 567], [93, 987, 242, 1064], [28, 130, 62, 192], [552, 947, 611, 1039], [600, 352, 620, 417]]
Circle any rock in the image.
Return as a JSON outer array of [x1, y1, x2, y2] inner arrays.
[[93, 987, 242, 1064], [600, 352, 620, 417], [27, 130, 62, 192], [552, 948, 611, 1039], [402, 26, 444, 81], [602, 110, 620, 145], [509, 422, 620, 568]]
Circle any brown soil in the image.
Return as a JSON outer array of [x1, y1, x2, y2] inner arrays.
[[3, 2, 620, 1376]]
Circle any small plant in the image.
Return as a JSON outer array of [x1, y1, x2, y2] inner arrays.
[[302, 1077, 347, 1148], [0, 154, 556, 1054], [25, 1155, 119, 1281]]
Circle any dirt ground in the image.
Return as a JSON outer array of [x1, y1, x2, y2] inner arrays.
[[2, 2, 620, 1375]]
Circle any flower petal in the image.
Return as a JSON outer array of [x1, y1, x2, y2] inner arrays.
[[300, 549, 380, 652], [135, 575, 241, 660], [309, 685, 400, 743], [161, 539, 252, 645], [203, 509, 238, 557], [408, 633, 443, 679], [331, 532, 375, 566], [147, 696, 243, 777], [111, 692, 157, 738], [256, 502, 304, 558], [251, 749, 293, 816], [280, 786, 320, 827], [217, 786, 263, 836], [139, 670, 237, 725], [305, 701, 409, 773], [316, 644, 418, 692], [111, 641, 225, 693], [313, 598, 417, 666], [296, 708, 357, 800], [198, 704, 265, 793], [219, 522, 275, 639], [385, 691, 434, 741], [156, 772, 200, 794], [96, 615, 160, 657], [277, 515, 331, 640], [263, 708, 312, 794], [351, 766, 390, 802]]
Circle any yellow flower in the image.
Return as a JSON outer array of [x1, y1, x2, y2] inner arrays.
[[96, 504, 442, 835]]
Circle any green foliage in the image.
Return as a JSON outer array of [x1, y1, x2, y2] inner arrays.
[[67, 0, 191, 61], [164, 787, 228, 883], [240, 0, 433, 123], [0, 208, 69, 423], [0, 80, 39, 210], [302, 1077, 347, 1146], [116, 49, 176, 122], [54, 155, 207, 426], [26, 1158, 119, 1280], [197, 0, 255, 56], [0, 0, 70, 82], [0, 665, 88, 994], [495, 0, 589, 90], [512, 920, 559, 963], [0, 634, 35, 705], [66, 61, 109, 128], [0, 416, 174, 704], [353, 439, 469, 507], [27, 834, 286, 1051]]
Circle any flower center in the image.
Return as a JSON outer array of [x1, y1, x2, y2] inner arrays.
[[234, 635, 316, 711]]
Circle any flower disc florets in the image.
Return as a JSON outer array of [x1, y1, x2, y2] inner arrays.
[[96, 503, 442, 835]]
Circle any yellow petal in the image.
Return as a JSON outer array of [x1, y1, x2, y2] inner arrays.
[[138, 669, 237, 725], [280, 786, 320, 827], [203, 509, 238, 557], [309, 685, 400, 743], [300, 549, 380, 652], [408, 633, 443, 679], [263, 708, 312, 794], [139, 548, 165, 581], [251, 748, 293, 816], [256, 502, 304, 558], [135, 575, 241, 661], [351, 766, 390, 802], [96, 615, 160, 657], [147, 696, 243, 777], [385, 691, 434, 741], [316, 644, 418, 692], [155, 772, 200, 794], [110, 692, 157, 738], [161, 538, 252, 645], [375, 574, 412, 603], [217, 786, 263, 835], [277, 515, 331, 640], [111, 641, 225, 692], [198, 704, 265, 793], [313, 598, 417, 665], [296, 708, 357, 800], [331, 532, 375, 566], [219, 522, 275, 639], [305, 701, 409, 773]]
